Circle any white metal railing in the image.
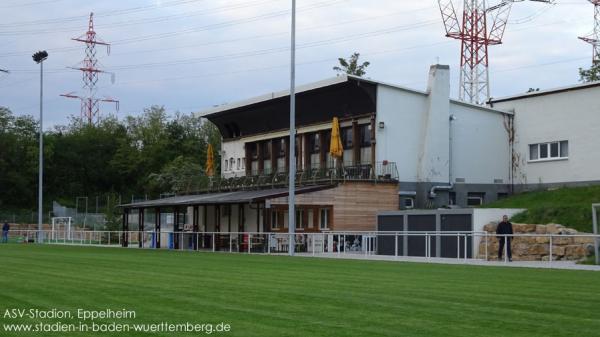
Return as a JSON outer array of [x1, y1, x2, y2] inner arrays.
[[3, 230, 599, 267]]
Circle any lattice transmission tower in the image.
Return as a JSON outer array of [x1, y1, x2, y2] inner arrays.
[[579, 0, 600, 64], [61, 12, 118, 124], [437, 0, 553, 104]]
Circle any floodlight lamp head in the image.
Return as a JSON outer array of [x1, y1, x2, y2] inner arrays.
[[32, 50, 48, 64]]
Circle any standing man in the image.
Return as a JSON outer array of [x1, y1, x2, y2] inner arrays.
[[2, 221, 9, 243], [496, 215, 513, 261]]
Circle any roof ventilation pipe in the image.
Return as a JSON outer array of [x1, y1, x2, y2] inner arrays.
[[429, 114, 456, 199]]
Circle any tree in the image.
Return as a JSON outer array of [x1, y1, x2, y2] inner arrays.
[[579, 61, 600, 83], [148, 156, 208, 194], [333, 52, 370, 77]]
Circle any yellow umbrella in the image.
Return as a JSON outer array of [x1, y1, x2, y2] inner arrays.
[[329, 117, 343, 158], [205, 143, 215, 177]]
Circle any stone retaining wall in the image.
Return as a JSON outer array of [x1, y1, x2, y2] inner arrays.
[[479, 223, 595, 261]]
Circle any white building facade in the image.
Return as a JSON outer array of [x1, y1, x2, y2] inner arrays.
[[489, 82, 600, 190], [201, 64, 514, 209]]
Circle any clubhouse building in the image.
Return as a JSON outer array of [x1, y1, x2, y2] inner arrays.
[[120, 64, 600, 250]]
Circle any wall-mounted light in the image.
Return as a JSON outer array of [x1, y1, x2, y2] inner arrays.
[[378, 121, 385, 129]]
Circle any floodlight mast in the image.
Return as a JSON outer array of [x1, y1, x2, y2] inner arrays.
[[32, 50, 48, 243], [288, 0, 297, 257]]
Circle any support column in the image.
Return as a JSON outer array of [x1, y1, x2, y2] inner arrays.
[[203, 205, 208, 248], [193, 206, 199, 250], [352, 120, 359, 165], [257, 142, 264, 175], [245, 143, 252, 176], [270, 139, 277, 173], [256, 203, 261, 233], [138, 209, 143, 248], [370, 113, 376, 170], [303, 133, 310, 171], [227, 205, 232, 232], [319, 130, 326, 169], [155, 207, 161, 249], [284, 137, 290, 173], [122, 209, 129, 247], [173, 208, 180, 250]]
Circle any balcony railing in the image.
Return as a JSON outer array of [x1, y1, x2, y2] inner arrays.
[[183, 162, 398, 195]]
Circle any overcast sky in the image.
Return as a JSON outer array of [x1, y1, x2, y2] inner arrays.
[[0, 0, 595, 129]]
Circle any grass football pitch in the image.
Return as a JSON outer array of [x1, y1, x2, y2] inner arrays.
[[1, 244, 599, 337]]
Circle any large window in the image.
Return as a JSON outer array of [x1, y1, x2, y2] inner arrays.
[[360, 124, 371, 147], [342, 127, 353, 148], [277, 138, 286, 158], [529, 141, 568, 161], [319, 208, 330, 230], [309, 133, 321, 154], [296, 209, 305, 230], [271, 210, 283, 230], [262, 141, 271, 159]]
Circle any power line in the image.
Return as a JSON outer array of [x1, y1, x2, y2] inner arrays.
[[0, 0, 206, 27], [0, 0, 343, 57], [8, 19, 439, 74], [0, 0, 281, 36]]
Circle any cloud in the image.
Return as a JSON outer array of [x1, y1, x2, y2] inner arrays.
[[0, 0, 594, 128]]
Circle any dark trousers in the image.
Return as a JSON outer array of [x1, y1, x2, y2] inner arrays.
[[498, 237, 512, 260]]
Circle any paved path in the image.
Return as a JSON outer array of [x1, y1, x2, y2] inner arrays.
[[294, 252, 600, 271]]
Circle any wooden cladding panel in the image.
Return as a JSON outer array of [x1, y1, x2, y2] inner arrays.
[[269, 182, 398, 231]]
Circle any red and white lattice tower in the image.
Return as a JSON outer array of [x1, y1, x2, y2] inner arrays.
[[437, 0, 552, 104], [579, 0, 600, 64], [61, 12, 119, 124]]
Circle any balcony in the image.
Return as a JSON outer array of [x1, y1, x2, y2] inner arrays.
[[181, 162, 399, 195]]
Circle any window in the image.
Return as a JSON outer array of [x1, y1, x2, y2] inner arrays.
[[309, 133, 320, 153], [250, 143, 258, 159], [404, 198, 414, 209], [529, 141, 568, 161], [271, 210, 282, 230], [262, 141, 271, 159], [342, 127, 353, 148], [360, 124, 371, 147], [242, 158, 245, 169], [467, 193, 485, 206], [230, 158, 234, 170], [278, 138, 286, 157], [307, 209, 314, 228], [319, 208, 330, 230], [237, 158, 240, 170], [323, 130, 331, 153], [224, 160, 228, 171], [296, 209, 305, 230]]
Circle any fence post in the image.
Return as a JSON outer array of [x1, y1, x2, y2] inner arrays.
[[212, 233, 215, 252], [248, 233, 252, 254], [394, 233, 398, 258], [312, 234, 315, 257], [268, 234, 271, 254], [464, 234, 468, 262], [425, 233, 429, 259], [456, 234, 460, 260], [485, 232, 488, 261], [504, 234, 508, 263]]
